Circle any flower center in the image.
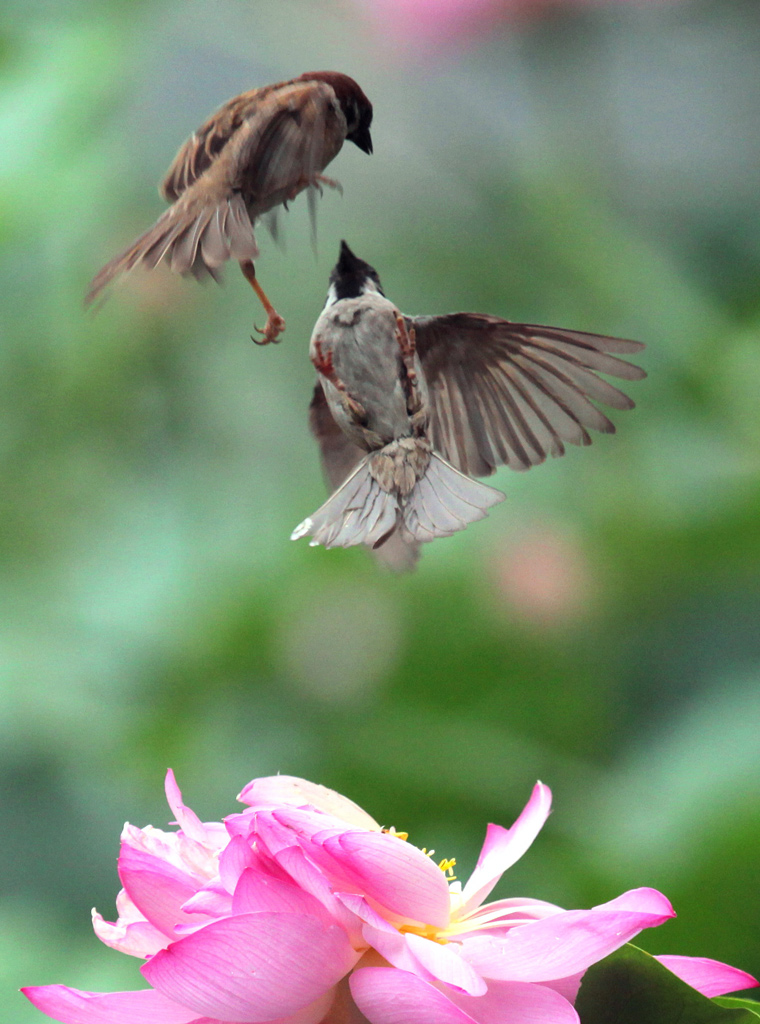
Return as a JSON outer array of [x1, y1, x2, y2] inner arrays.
[[398, 921, 449, 944], [394, 852, 459, 945]]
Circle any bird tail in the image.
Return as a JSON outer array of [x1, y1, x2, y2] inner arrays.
[[85, 190, 259, 304], [403, 452, 505, 542], [291, 448, 504, 554]]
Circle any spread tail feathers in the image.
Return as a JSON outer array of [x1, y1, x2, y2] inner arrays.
[[291, 451, 504, 552], [85, 191, 259, 304]]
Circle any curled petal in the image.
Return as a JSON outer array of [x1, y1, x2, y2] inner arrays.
[[142, 911, 359, 1022], [91, 908, 168, 959], [460, 783, 552, 915], [655, 955, 759, 997], [462, 888, 675, 982], [21, 986, 199, 1024], [180, 885, 232, 920], [350, 968, 478, 1024], [164, 771, 209, 845], [323, 831, 451, 928], [238, 776, 381, 831]]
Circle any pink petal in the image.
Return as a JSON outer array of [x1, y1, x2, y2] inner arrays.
[[237, 776, 380, 831], [231, 867, 333, 925], [21, 986, 199, 1024], [252, 812, 307, 859], [655, 955, 759, 997], [230, 988, 337, 1024], [462, 888, 675, 982], [180, 886, 232, 919], [466, 897, 564, 920], [540, 973, 584, 1004], [118, 844, 200, 938], [349, 968, 478, 1024], [164, 771, 209, 845], [270, 807, 354, 851], [323, 831, 451, 928], [91, 908, 168, 958], [460, 783, 552, 915], [405, 934, 487, 996], [337, 893, 430, 977], [218, 835, 256, 893], [142, 911, 359, 1022], [274, 846, 362, 941], [449, 979, 580, 1023]]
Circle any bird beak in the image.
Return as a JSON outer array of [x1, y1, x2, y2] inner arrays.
[[348, 125, 373, 155]]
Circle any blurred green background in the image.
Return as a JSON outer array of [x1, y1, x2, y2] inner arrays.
[[3, 0, 760, 1019]]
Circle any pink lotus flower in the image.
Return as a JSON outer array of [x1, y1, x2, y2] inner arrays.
[[23, 774, 756, 1024], [358, 0, 680, 46]]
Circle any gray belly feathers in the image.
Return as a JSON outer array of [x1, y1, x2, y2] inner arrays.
[[317, 297, 418, 446]]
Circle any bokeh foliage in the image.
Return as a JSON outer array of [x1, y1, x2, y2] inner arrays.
[[2, 1, 760, 1020]]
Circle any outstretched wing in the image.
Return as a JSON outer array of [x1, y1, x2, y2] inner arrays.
[[412, 313, 646, 478]]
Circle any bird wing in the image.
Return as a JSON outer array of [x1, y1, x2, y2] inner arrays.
[[411, 313, 646, 478], [309, 382, 365, 491], [218, 79, 345, 208], [162, 79, 343, 204], [160, 85, 278, 201]]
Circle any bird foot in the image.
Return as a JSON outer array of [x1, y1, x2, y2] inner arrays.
[[313, 174, 343, 197], [252, 310, 286, 345]]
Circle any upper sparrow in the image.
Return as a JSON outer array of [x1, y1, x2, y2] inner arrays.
[[292, 242, 646, 568], [85, 72, 373, 344]]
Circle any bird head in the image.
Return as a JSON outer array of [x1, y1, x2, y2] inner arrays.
[[328, 241, 384, 301], [300, 72, 373, 154]]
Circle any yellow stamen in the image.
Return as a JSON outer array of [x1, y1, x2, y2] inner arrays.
[[438, 857, 457, 881], [398, 923, 449, 945], [382, 826, 409, 841]]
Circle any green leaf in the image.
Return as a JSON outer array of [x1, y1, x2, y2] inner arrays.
[[714, 998, 760, 1017], [576, 945, 758, 1024]]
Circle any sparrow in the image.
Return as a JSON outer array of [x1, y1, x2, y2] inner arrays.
[[292, 241, 646, 568], [85, 72, 373, 344]]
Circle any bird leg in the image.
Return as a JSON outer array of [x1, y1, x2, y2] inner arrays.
[[239, 260, 286, 345], [312, 339, 368, 427], [395, 314, 426, 434]]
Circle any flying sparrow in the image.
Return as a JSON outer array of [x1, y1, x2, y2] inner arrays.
[[292, 242, 646, 568], [85, 72, 373, 344]]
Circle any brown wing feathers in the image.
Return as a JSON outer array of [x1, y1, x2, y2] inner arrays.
[[86, 80, 339, 305], [413, 314, 645, 477]]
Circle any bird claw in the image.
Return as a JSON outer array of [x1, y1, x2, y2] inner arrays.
[[313, 175, 343, 197], [252, 311, 286, 345]]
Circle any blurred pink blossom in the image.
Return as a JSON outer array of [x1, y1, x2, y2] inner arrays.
[[24, 772, 756, 1024], [490, 525, 596, 628], [358, 0, 680, 44]]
